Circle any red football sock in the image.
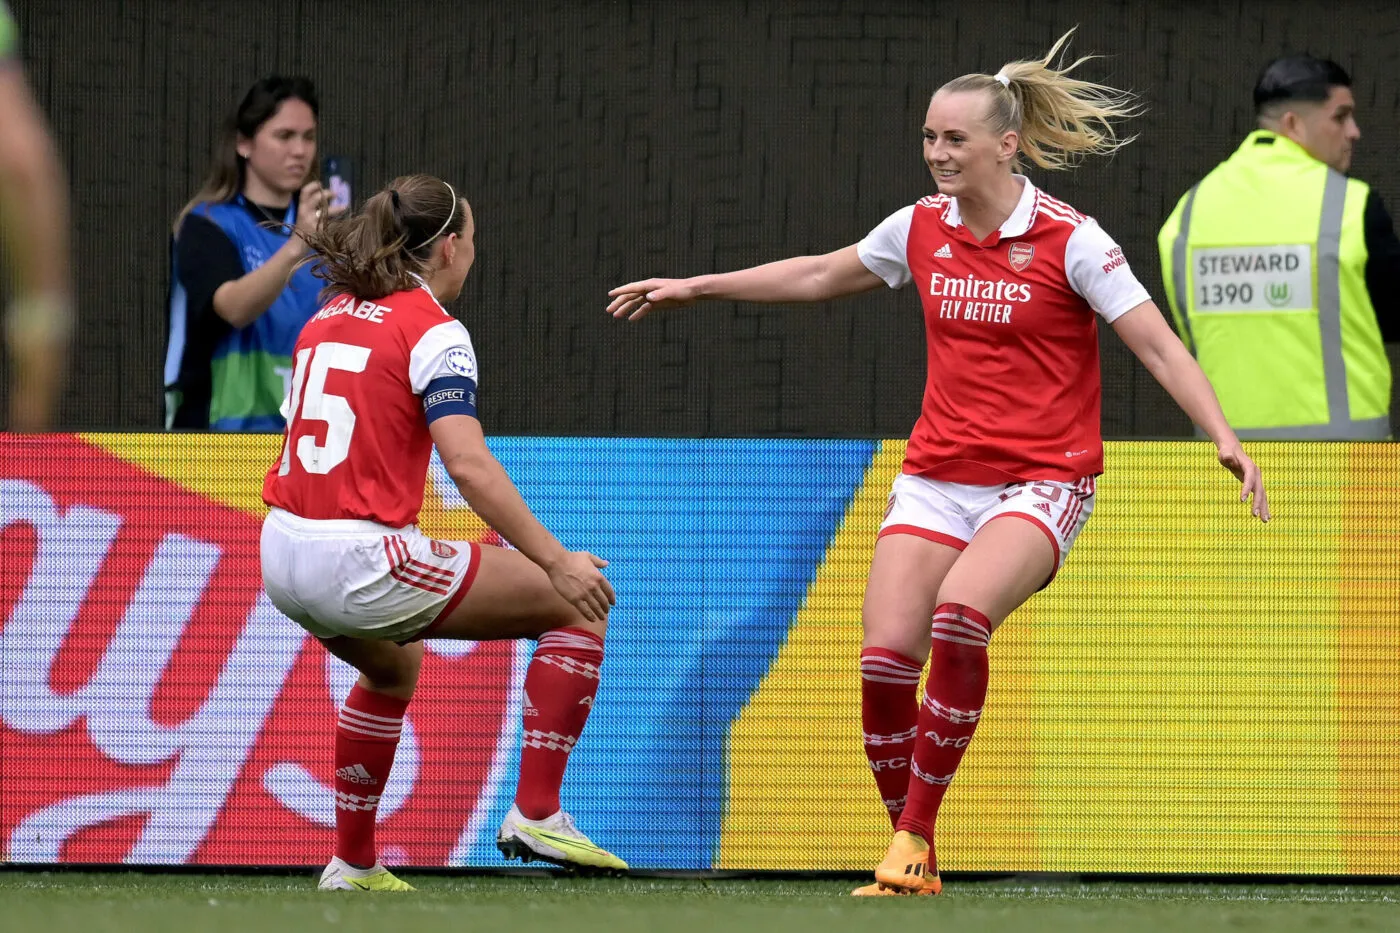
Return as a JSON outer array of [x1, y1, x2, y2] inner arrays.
[[895, 603, 991, 851], [514, 627, 604, 820], [334, 684, 410, 868], [860, 646, 923, 826]]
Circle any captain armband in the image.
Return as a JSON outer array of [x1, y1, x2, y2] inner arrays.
[[422, 374, 478, 423]]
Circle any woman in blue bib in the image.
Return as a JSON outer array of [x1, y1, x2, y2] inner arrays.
[[164, 75, 342, 431]]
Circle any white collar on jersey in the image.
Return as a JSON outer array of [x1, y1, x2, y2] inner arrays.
[[408, 272, 449, 315], [941, 174, 1038, 238]]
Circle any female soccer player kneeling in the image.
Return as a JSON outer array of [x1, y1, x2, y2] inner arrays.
[[262, 174, 625, 890]]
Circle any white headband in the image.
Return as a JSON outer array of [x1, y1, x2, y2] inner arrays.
[[994, 73, 1011, 88], [414, 182, 457, 250]]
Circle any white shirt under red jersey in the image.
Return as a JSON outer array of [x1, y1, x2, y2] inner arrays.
[[858, 175, 1151, 484], [262, 283, 479, 527]]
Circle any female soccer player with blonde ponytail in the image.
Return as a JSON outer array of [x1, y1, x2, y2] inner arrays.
[[609, 29, 1268, 895]]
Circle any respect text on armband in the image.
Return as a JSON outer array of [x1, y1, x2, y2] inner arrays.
[[424, 388, 474, 409]]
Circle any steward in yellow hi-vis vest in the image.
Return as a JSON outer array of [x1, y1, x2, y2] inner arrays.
[[1159, 55, 1399, 440]]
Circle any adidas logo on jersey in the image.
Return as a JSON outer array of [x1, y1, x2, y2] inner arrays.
[[1033, 502, 1053, 517], [934, 243, 953, 259], [335, 763, 376, 785], [523, 690, 539, 717]]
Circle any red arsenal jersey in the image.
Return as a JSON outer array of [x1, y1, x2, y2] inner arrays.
[[262, 284, 479, 527], [858, 176, 1151, 484]]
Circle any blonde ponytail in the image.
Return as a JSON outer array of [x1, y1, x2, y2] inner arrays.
[[942, 28, 1141, 171]]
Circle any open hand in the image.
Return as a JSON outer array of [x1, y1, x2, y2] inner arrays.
[[1217, 442, 1270, 522], [546, 551, 617, 623], [606, 278, 698, 320]]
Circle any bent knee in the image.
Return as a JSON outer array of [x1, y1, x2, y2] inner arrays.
[[860, 629, 927, 661], [861, 611, 930, 660], [357, 648, 423, 692], [545, 613, 608, 643]]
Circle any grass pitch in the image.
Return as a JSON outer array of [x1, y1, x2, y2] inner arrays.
[[0, 871, 1396, 933]]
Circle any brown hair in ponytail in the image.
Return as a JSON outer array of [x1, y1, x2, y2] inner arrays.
[[299, 174, 466, 301]]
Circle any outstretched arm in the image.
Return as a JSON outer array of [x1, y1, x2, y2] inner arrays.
[[607, 244, 884, 320], [1112, 299, 1270, 522]]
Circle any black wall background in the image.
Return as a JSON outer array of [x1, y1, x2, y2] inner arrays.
[[6, 0, 1399, 436]]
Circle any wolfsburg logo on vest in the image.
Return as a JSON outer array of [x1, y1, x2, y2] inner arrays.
[[1191, 244, 1312, 313]]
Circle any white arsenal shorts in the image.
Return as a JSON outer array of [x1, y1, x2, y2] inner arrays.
[[261, 508, 480, 642], [878, 473, 1096, 580]]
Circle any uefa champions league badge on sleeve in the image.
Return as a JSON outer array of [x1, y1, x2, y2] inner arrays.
[[446, 347, 477, 379]]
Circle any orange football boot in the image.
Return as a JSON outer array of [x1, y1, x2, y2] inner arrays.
[[850, 879, 940, 896], [871, 830, 942, 895]]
